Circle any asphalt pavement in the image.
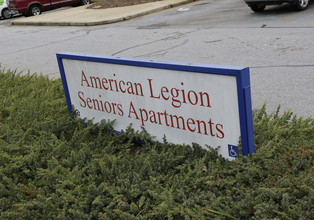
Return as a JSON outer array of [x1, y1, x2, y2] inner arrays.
[[11, 0, 193, 26], [4, 0, 313, 118]]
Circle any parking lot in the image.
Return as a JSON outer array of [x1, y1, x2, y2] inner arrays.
[[0, 0, 313, 117]]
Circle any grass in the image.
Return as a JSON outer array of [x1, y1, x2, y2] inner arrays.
[[0, 69, 313, 219]]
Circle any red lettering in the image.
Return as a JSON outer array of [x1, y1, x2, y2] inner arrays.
[[163, 110, 170, 126], [188, 90, 198, 105], [196, 120, 207, 135], [117, 104, 124, 116], [104, 101, 112, 113], [207, 119, 215, 137], [128, 102, 139, 119], [187, 118, 196, 132], [139, 108, 148, 126], [148, 79, 160, 99], [90, 76, 102, 89], [169, 114, 186, 130], [111, 102, 117, 114], [181, 82, 187, 104], [157, 112, 164, 125], [161, 86, 169, 100], [108, 79, 115, 91], [86, 98, 93, 109], [134, 83, 144, 96], [171, 88, 181, 108], [102, 78, 109, 90], [99, 95, 105, 112], [216, 124, 224, 139], [81, 71, 90, 87], [113, 74, 118, 92], [119, 80, 126, 93], [78, 91, 86, 107], [92, 98, 101, 111], [199, 92, 211, 107], [126, 81, 134, 94], [149, 110, 158, 124]]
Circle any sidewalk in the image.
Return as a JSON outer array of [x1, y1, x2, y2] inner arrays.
[[11, 0, 194, 26]]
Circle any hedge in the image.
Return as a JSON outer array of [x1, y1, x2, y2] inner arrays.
[[0, 69, 313, 219]]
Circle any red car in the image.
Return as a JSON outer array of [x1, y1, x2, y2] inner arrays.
[[8, 0, 90, 16]]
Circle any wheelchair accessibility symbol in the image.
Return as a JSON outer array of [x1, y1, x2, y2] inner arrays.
[[228, 145, 238, 158]]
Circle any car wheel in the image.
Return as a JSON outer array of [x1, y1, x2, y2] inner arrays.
[[249, 4, 266, 12], [2, 8, 12, 19], [293, 0, 309, 10], [80, 0, 91, 5], [28, 5, 42, 16]]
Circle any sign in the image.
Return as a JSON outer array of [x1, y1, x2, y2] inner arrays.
[[57, 52, 254, 159]]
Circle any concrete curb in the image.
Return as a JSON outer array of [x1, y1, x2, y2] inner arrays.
[[11, 0, 196, 26]]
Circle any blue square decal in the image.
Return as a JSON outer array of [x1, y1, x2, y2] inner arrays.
[[228, 145, 238, 158]]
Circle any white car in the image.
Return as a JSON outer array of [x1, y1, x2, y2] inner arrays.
[[244, 0, 310, 12], [0, 0, 15, 19]]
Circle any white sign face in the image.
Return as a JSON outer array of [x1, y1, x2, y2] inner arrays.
[[57, 53, 255, 160]]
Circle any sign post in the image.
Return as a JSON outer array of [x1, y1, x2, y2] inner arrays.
[[57, 52, 254, 160]]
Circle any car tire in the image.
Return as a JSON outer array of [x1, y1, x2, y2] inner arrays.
[[2, 8, 12, 19], [80, 0, 91, 5], [28, 4, 42, 16], [293, 0, 309, 10], [249, 4, 266, 12]]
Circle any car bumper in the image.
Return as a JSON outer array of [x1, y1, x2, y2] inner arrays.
[[8, 4, 27, 14], [9, 8, 19, 15], [244, 0, 295, 3]]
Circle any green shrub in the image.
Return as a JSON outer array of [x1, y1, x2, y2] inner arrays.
[[0, 69, 313, 219]]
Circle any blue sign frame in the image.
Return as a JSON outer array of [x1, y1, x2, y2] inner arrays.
[[56, 52, 255, 157]]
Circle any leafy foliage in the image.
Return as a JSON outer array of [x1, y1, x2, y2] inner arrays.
[[0, 70, 313, 219]]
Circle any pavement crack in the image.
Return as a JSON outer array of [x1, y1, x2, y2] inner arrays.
[[204, 40, 222, 43], [112, 30, 198, 57], [112, 38, 164, 56], [134, 39, 189, 58], [0, 32, 90, 56]]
